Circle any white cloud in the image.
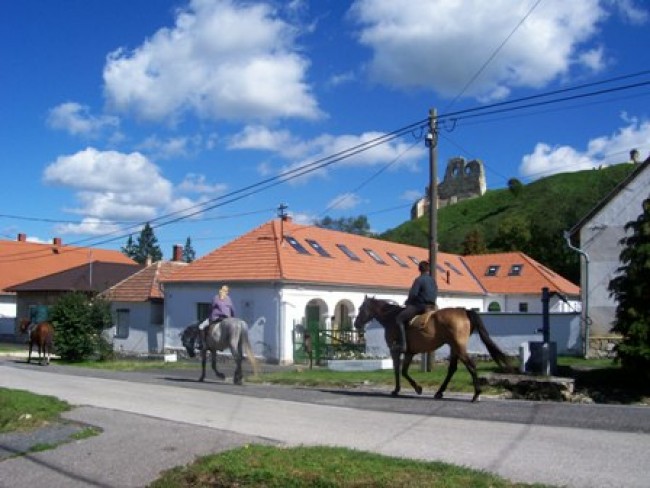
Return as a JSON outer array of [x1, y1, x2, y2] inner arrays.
[[609, 0, 649, 24], [137, 134, 205, 160], [54, 218, 121, 236], [401, 189, 423, 202], [177, 173, 228, 195], [519, 116, 650, 179], [47, 102, 119, 137], [43, 147, 173, 222], [103, 0, 322, 122], [327, 192, 362, 210], [350, 0, 616, 100]]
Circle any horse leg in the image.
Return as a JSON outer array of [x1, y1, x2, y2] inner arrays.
[[400, 353, 422, 395], [211, 350, 226, 381], [458, 353, 482, 402], [198, 348, 207, 382], [390, 350, 402, 397], [27, 340, 33, 364], [434, 354, 458, 400]]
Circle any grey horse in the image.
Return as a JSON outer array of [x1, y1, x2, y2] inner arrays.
[[180, 319, 259, 385]]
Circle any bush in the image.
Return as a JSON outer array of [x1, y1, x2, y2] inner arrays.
[[50, 292, 114, 362]]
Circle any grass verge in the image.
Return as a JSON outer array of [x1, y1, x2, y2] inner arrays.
[[0, 388, 70, 433]]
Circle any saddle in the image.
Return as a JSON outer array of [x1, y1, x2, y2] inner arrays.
[[408, 305, 437, 331]]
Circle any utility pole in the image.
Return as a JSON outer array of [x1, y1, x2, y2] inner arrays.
[[422, 108, 438, 372], [277, 203, 288, 242]]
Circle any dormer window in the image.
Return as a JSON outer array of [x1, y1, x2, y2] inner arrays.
[[485, 265, 500, 276], [509, 264, 523, 276]]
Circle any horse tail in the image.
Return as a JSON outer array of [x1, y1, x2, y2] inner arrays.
[[467, 310, 514, 372], [240, 321, 259, 377]]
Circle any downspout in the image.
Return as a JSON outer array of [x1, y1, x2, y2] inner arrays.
[[564, 231, 591, 357]]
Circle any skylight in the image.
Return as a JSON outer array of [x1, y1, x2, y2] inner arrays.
[[336, 244, 360, 261], [305, 239, 331, 257], [364, 248, 386, 265], [408, 256, 420, 266], [436, 264, 446, 274], [285, 236, 310, 255], [387, 252, 408, 268], [445, 261, 463, 275], [509, 264, 523, 276], [485, 265, 500, 276]]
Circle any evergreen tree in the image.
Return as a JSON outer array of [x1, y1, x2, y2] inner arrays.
[[461, 228, 487, 255], [121, 234, 138, 261], [134, 223, 163, 264], [183, 236, 196, 263], [315, 215, 373, 236], [608, 197, 650, 378]]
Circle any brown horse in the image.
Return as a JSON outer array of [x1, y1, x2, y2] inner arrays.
[[19, 319, 55, 365], [353, 296, 513, 402]]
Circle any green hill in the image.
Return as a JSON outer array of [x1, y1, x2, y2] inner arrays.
[[380, 163, 637, 284]]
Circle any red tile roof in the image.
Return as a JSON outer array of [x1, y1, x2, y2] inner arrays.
[[461, 252, 580, 295], [0, 237, 139, 294], [101, 261, 187, 302], [163, 218, 577, 296]]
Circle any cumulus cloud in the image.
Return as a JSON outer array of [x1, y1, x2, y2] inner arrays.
[[137, 134, 205, 160], [43, 147, 173, 222], [327, 192, 362, 211], [520, 115, 650, 179], [350, 0, 620, 100], [47, 102, 119, 137], [54, 218, 122, 236], [177, 173, 228, 195], [103, 0, 322, 122]]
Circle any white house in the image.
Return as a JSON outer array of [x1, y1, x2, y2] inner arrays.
[[569, 157, 650, 355], [162, 218, 580, 364]]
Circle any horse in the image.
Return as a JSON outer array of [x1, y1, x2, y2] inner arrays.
[[180, 318, 259, 385], [19, 319, 55, 366], [353, 296, 513, 402]]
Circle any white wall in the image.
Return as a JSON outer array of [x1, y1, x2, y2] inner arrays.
[[0, 294, 16, 335], [108, 301, 163, 354]]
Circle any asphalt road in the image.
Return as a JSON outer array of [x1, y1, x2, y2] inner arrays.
[[1, 356, 650, 488]]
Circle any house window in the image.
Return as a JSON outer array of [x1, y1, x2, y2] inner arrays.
[[364, 248, 386, 265], [197, 302, 211, 322], [485, 265, 500, 276], [509, 264, 523, 276], [337, 244, 360, 261], [151, 302, 164, 325], [519, 302, 529, 313], [285, 236, 310, 255], [115, 309, 130, 339], [488, 302, 501, 312], [306, 239, 331, 257], [387, 252, 408, 268]]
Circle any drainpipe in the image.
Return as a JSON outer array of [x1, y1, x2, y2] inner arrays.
[[563, 230, 591, 357]]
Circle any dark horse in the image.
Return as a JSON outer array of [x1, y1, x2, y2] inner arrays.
[[353, 296, 513, 402], [19, 319, 54, 366], [180, 318, 259, 385]]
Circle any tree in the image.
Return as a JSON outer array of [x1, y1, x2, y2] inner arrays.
[[315, 215, 373, 236], [133, 223, 163, 264], [608, 198, 650, 377], [183, 236, 196, 263], [121, 234, 138, 261], [50, 292, 114, 362], [492, 215, 531, 252], [507, 178, 523, 197], [461, 228, 487, 255]]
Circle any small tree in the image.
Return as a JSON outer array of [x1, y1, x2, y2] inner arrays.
[[461, 228, 487, 255], [50, 292, 114, 362], [608, 198, 650, 377], [121, 234, 138, 261], [183, 236, 196, 263], [315, 215, 373, 236]]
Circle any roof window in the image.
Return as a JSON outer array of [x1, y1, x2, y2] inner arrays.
[[387, 252, 408, 268], [285, 236, 310, 255], [305, 239, 331, 257], [336, 244, 360, 261], [364, 248, 386, 265], [445, 261, 463, 275], [408, 256, 420, 266], [508, 264, 523, 276], [485, 265, 500, 276]]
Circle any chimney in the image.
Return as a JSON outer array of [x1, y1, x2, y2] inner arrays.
[[17, 233, 27, 242], [145, 255, 153, 266], [53, 237, 62, 246], [630, 148, 640, 164], [173, 244, 183, 262]]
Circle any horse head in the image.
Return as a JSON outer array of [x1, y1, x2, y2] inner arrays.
[[19, 318, 31, 334], [353, 295, 377, 334], [180, 324, 199, 358]]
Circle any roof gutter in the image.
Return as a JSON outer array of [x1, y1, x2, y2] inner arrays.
[[563, 230, 591, 357]]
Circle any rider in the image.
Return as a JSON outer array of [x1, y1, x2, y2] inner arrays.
[[395, 260, 437, 353], [198, 285, 235, 345]]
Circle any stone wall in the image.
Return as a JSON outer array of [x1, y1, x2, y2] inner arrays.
[[588, 335, 621, 359]]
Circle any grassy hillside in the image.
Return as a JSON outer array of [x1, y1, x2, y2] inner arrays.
[[380, 163, 637, 284]]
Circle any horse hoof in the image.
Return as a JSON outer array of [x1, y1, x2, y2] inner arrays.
[[415, 386, 423, 395], [390, 390, 399, 397], [471, 395, 481, 403], [434, 392, 443, 400]]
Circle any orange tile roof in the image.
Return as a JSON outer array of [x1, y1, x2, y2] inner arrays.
[[164, 219, 481, 294], [0, 237, 138, 294], [461, 252, 580, 295], [101, 261, 187, 302]]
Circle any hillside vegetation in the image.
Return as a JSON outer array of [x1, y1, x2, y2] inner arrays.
[[380, 163, 637, 284]]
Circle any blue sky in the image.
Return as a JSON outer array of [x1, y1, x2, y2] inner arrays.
[[2, 0, 650, 259]]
